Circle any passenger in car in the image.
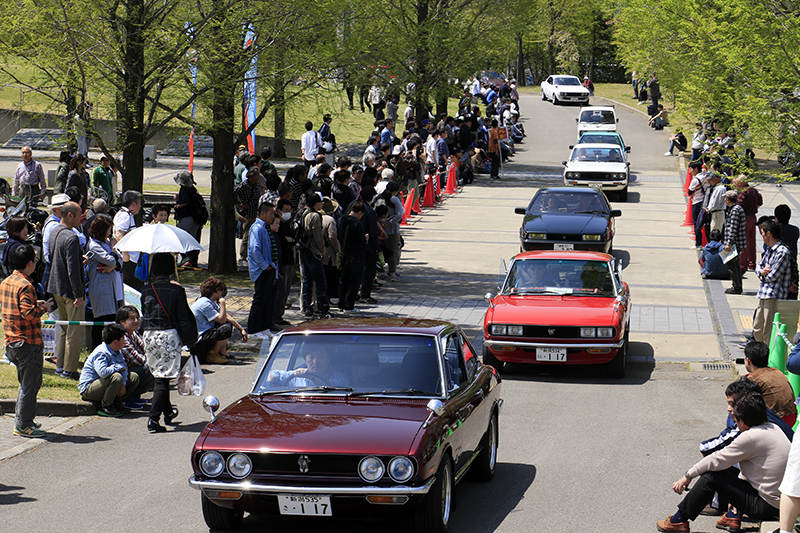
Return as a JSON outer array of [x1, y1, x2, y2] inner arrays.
[[267, 346, 349, 387], [511, 261, 558, 291]]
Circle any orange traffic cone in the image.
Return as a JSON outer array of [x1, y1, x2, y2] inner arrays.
[[422, 176, 436, 207], [444, 165, 458, 194], [401, 191, 413, 225], [683, 169, 692, 196], [682, 201, 694, 227], [412, 187, 421, 213]]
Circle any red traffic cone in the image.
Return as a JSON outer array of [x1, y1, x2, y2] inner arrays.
[[401, 191, 413, 225], [422, 176, 436, 207], [682, 201, 694, 227], [434, 172, 441, 199], [412, 187, 421, 213], [683, 169, 692, 196], [444, 165, 458, 194]]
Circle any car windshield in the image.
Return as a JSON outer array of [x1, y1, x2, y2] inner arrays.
[[501, 259, 617, 297], [579, 134, 622, 147], [528, 191, 607, 214], [570, 147, 623, 163], [579, 110, 616, 124], [252, 334, 444, 396], [554, 76, 581, 86]]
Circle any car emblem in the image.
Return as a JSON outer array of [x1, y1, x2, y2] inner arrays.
[[548, 328, 556, 336], [298, 455, 311, 473]]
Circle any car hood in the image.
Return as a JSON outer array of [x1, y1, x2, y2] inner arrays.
[[489, 295, 616, 325], [565, 161, 627, 172], [555, 85, 589, 93], [578, 123, 616, 132], [523, 213, 609, 234], [200, 396, 430, 456]]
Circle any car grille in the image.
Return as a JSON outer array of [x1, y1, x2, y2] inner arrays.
[[523, 325, 582, 338], [573, 171, 622, 181], [546, 234, 584, 241], [252, 453, 362, 477], [562, 92, 586, 98]]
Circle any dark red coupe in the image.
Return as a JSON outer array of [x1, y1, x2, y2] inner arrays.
[[189, 318, 502, 533], [483, 250, 631, 377]]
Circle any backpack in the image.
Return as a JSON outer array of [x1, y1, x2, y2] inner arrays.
[[291, 208, 312, 249], [192, 190, 208, 226]]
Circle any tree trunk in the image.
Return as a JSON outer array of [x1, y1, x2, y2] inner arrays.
[[208, 81, 237, 274], [435, 96, 447, 119], [120, 0, 145, 194], [413, 0, 430, 123], [516, 34, 525, 86], [273, 80, 286, 158]]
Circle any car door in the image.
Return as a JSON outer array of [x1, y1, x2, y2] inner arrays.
[[442, 332, 483, 478], [544, 76, 553, 97]]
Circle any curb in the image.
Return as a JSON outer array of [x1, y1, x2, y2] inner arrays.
[[0, 415, 94, 463], [0, 399, 96, 417]]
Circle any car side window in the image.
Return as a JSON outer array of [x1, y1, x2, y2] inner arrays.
[[460, 333, 477, 381], [443, 335, 466, 392], [546, 76, 552, 84]]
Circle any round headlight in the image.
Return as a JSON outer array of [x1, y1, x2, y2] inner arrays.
[[359, 456, 385, 482], [227, 453, 252, 479], [200, 451, 224, 477], [388, 457, 415, 482]]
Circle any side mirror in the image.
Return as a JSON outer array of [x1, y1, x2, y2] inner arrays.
[[485, 292, 495, 302], [575, 118, 579, 124], [616, 118, 619, 123], [569, 145, 574, 149], [626, 162, 630, 167], [203, 395, 220, 423], [562, 161, 568, 166], [514, 207, 526, 215], [427, 399, 445, 417], [610, 209, 622, 217], [625, 146, 631, 153]]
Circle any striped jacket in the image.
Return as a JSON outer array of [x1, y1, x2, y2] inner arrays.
[[724, 203, 747, 250]]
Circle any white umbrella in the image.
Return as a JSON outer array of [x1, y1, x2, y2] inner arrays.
[[115, 224, 202, 254]]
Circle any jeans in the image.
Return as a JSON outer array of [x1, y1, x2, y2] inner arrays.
[[247, 268, 276, 333], [6, 342, 43, 429], [274, 263, 296, 319], [692, 202, 706, 247], [677, 468, 779, 521], [300, 248, 329, 314], [339, 255, 364, 310], [53, 294, 85, 373]]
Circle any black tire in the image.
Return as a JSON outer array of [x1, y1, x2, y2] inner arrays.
[[201, 493, 244, 530], [605, 330, 628, 378], [482, 347, 504, 373], [470, 412, 498, 482], [552, 95, 560, 106], [618, 187, 628, 202], [414, 456, 454, 533], [541, 91, 547, 101]]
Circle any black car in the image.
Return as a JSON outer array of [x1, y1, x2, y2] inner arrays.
[[514, 187, 621, 253]]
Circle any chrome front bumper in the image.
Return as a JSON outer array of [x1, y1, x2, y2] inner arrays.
[[188, 475, 435, 496], [484, 339, 623, 349]]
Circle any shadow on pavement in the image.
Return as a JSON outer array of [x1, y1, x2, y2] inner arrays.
[[0, 484, 36, 505], [46, 433, 111, 445], [500, 359, 655, 385]]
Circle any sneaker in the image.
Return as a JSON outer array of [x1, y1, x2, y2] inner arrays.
[[359, 297, 378, 305], [59, 370, 80, 380], [123, 400, 143, 410], [97, 404, 124, 417], [31, 420, 42, 429], [13, 425, 46, 438], [715, 514, 741, 531], [113, 402, 132, 414], [44, 356, 57, 365], [724, 288, 742, 294], [664, 151, 673, 156]]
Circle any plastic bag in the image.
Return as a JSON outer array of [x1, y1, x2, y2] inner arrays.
[[177, 355, 206, 396]]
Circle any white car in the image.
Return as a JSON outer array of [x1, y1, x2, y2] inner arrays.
[[562, 143, 630, 201], [576, 106, 618, 138], [540, 75, 590, 105]]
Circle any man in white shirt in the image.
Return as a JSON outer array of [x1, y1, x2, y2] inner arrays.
[[425, 129, 439, 177], [114, 190, 143, 290], [300, 121, 320, 169]]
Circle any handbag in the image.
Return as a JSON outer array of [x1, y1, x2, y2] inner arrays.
[[177, 355, 206, 396]]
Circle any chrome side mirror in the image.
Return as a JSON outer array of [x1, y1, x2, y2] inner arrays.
[[203, 395, 220, 422], [427, 399, 445, 416], [484, 292, 495, 302]]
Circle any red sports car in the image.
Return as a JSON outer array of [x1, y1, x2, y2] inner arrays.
[[189, 318, 502, 533], [483, 250, 631, 377]]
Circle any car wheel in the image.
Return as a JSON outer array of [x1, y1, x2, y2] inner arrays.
[[605, 330, 628, 378], [552, 95, 559, 105], [541, 91, 547, 101], [482, 346, 504, 373], [618, 187, 628, 202], [414, 456, 454, 533], [470, 412, 498, 482], [201, 493, 244, 530]]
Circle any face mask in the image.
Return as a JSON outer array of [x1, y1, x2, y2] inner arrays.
[[281, 211, 291, 221]]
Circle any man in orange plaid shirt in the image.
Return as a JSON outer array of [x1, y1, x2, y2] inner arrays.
[[1, 243, 53, 437]]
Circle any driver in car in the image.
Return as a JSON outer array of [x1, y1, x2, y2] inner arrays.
[[513, 261, 558, 291], [267, 347, 349, 387], [576, 194, 603, 212]]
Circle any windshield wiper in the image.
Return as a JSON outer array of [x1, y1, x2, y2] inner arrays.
[[348, 388, 436, 397], [511, 288, 561, 295], [254, 386, 354, 396], [574, 210, 608, 214]]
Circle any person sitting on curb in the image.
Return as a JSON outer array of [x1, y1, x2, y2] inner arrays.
[[745, 341, 797, 427], [665, 128, 687, 156], [649, 104, 669, 130], [191, 277, 247, 364], [700, 229, 728, 280], [78, 324, 140, 418], [115, 305, 154, 410], [656, 390, 790, 532]]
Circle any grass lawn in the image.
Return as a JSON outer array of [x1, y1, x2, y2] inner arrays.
[[178, 268, 252, 288]]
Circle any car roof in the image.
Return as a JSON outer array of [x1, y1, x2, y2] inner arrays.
[[571, 143, 623, 150], [514, 250, 614, 261], [580, 105, 615, 112], [280, 317, 453, 336], [537, 186, 602, 194]]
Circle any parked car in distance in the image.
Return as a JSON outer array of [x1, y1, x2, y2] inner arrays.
[[480, 70, 506, 89], [540, 75, 590, 105], [571, 131, 630, 154], [562, 143, 630, 201], [515, 187, 620, 253], [483, 251, 631, 378], [190, 317, 503, 533], [576, 106, 618, 138]]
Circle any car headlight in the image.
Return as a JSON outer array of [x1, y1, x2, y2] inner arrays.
[[359, 456, 385, 483], [565, 172, 578, 179], [527, 233, 546, 239], [200, 451, 225, 477], [491, 324, 507, 335], [507, 325, 524, 336], [388, 457, 414, 482], [580, 327, 596, 337], [597, 327, 615, 338], [582, 235, 601, 241], [226, 453, 252, 479], [617, 173, 627, 179]]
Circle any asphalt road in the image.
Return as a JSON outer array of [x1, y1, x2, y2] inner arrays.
[[0, 92, 752, 532]]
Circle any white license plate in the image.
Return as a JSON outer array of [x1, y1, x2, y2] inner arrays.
[[536, 347, 567, 362], [554, 243, 574, 251], [278, 494, 332, 516], [588, 183, 604, 188]]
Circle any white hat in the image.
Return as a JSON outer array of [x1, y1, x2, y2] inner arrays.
[[392, 145, 403, 156], [50, 193, 70, 207]]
